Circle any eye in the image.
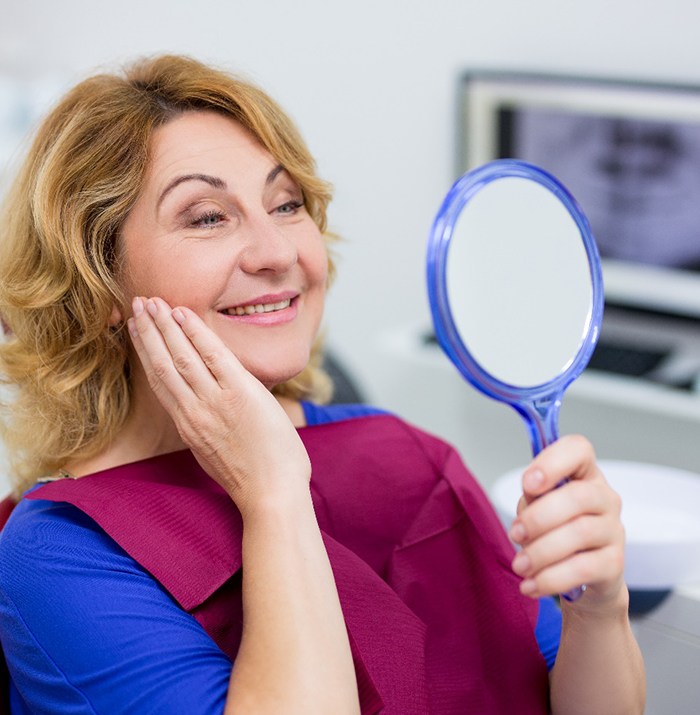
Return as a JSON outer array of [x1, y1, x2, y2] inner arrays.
[[274, 199, 304, 216], [190, 209, 227, 229]]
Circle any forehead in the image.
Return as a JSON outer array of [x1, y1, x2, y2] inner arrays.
[[144, 110, 275, 186]]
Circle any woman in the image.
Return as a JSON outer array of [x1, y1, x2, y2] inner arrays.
[[0, 55, 644, 713]]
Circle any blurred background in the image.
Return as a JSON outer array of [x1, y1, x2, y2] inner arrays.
[[2, 2, 700, 710], [2, 0, 700, 466], [4, 0, 700, 476]]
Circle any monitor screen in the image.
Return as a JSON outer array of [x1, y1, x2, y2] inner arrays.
[[499, 105, 700, 271]]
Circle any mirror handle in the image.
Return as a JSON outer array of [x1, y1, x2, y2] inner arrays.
[[520, 398, 586, 602]]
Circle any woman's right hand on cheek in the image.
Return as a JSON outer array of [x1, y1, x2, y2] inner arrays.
[[127, 296, 312, 517]]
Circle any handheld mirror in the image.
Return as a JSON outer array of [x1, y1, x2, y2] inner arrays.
[[426, 159, 604, 601]]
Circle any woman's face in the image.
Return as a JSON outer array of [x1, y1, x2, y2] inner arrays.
[[118, 110, 328, 389]]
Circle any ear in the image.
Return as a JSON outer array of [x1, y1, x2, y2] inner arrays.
[[108, 304, 123, 327]]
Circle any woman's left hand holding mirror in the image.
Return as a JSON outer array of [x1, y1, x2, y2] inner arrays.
[[510, 435, 627, 607]]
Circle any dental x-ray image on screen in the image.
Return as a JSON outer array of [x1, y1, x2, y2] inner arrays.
[[499, 106, 700, 271]]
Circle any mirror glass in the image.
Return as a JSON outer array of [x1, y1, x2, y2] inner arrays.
[[447, 176, 593, 387]]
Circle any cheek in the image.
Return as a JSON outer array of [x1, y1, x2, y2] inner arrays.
[[118, 252, 176, 300], [118, 240, 226, 308], [306, 233, 330, 289], [314, 251, 329, 290]]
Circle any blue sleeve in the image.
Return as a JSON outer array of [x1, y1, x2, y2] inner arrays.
[[301, 401, 389, 426], [0, 499, 231, 714], [535, 596, 562, 670]]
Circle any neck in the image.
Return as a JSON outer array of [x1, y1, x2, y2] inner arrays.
[[64, 369, 306, 478]]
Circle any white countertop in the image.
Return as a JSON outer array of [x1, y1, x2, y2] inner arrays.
[[677, 581, 700, 600]]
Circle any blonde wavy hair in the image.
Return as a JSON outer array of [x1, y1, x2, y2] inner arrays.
[[0, 54, 335, 496]]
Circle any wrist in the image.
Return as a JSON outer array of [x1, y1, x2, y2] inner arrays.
[[239, 486, 316, 528], [561, 579, 630, 622]]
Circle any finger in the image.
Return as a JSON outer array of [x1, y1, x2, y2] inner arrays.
[[171, 305, 248, 389], [512, 513, 624, 580], [135, 297, 250, 427], [521, 434, 599, 500], [518, 545, 624, 599], [145, 298, 223, 394], [510, 478, 620, 545], [129, 297, 195, 407]]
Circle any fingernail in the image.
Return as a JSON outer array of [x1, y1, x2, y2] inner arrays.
[[146, 299, 158, 317], [127, 318, 138, 338], [172, 307, 185, 325], [512, 552, 531, 576], [520, 579, 537, 597], [524, 469, 544, 491], [132, 297, 144, 317], [510, 521, 527, 543]]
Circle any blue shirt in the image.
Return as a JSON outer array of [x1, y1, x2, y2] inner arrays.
[[0, 402, 560, 713]]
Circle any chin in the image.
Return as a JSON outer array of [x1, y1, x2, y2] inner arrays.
[[242, 354, 310, 391], [259, 371, 306, 392]]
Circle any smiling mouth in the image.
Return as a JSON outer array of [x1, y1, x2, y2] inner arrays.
[[221, 298, 292, 316]]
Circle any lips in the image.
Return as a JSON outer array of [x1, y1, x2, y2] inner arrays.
[[218, 291, 298, 318], [222, 298, 291, 316]]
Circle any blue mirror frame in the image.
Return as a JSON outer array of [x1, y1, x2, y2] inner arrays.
[[426, 159, 604, 456]]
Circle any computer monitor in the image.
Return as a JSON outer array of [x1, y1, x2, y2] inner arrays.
[[458, 71, 700, 320]]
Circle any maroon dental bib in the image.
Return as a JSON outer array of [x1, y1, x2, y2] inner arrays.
[[24, 415, 549, 713]]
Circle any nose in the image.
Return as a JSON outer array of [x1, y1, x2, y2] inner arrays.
[[239, 213, 298, 275]]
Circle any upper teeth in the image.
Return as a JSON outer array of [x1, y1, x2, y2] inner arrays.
[[226, 299, 291, 316]]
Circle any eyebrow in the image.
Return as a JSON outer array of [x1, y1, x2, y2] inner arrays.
[[157, 164, 287, 209], [266, 164, 285, 184]]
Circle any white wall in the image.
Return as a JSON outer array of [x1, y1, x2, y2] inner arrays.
[[3, 0, 700, 489]]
